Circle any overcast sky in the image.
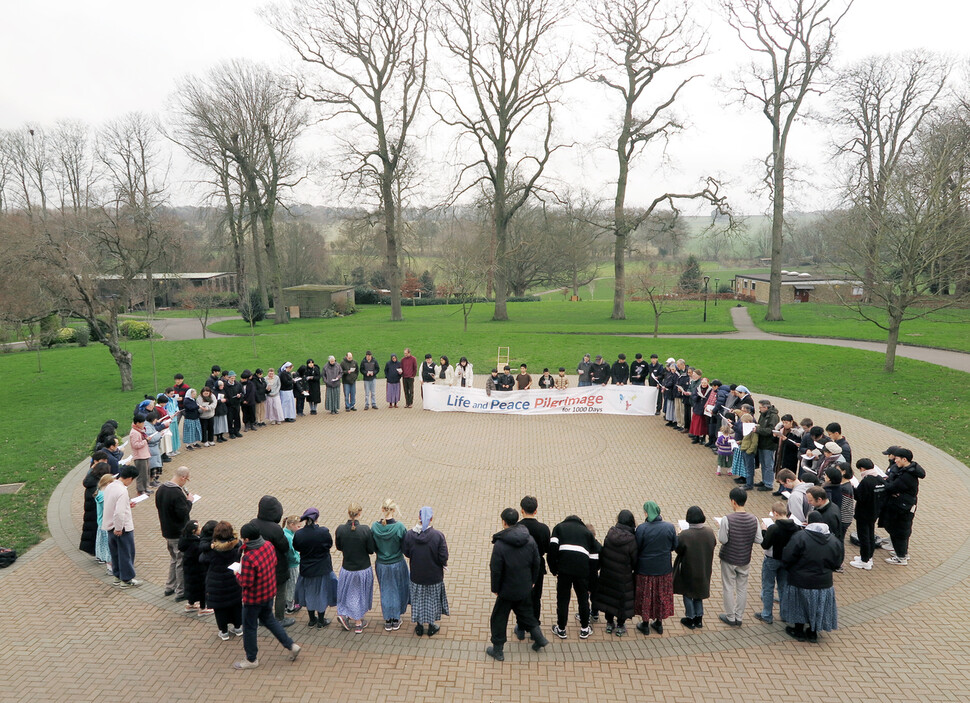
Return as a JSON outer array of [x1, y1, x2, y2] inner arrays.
[[2, 0, 967, 215]]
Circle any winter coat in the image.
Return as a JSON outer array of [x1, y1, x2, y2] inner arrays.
[[761, 518, 800, 560], [756, 404, 781, 450], [253, 375, 267, 402], [548, 515, 598, 578], [576, 359, 592, 383], [79, 464, 110, 554], [810, 500, 842, 538], [610, 361, 630, 384], [589, 362, 611, 385], [279, 370, 294, 391], [144, 422, 163, 470], [197, 393, 217, 420], [384, 360, 403, 384], [155, 481, 192, 539], [129, 424, 150, 461], [335, 521, 375, 571], [340, 358, 359, 384], [692, 385, 713, 415], [178, 532, 206, 604], [292, 522, 334, 578], [782, 529, 843, 590], [182, 395, 200, 421], [884, 461, 925, 514], [249, 495, 290, 583], [224, 380, 243, 408], [490, 523, 541, 601], [634, 519, 678, 576], [519, 517, 550, 574], [323, 362, 342, 388], [402, 526, 449, 585], [740, 429, 758, 455], [672, 524, 716, 600], [360, 357, 380, 382], [437, 364, 456, 386], [305, 364, 322, 403], [592, 524, 638, 619], [630, 359, 648, 385], [454, 362, 474, 388], [201, 538, 243, 609], [854, 472, 887, 523]]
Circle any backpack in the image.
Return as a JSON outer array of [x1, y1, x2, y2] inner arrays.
[[0, 547, 17, 568]]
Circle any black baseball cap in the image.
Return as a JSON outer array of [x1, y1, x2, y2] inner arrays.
[[881, 446, 900, 456]]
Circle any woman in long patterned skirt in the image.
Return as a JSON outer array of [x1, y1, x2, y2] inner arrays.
[[402, 507, 449, 637], [633, 501, 677, 635], [335, 503, 375, 634]]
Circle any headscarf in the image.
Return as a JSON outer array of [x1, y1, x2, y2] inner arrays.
[[643, 500, 661, 523], [616, 509, 636, 530], [280, 362, 293, 372], [137, 399, 154, 413], [186, 388, 197, 400], [419, 506, 434, 532]]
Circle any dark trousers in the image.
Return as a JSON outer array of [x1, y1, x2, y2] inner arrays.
[[683, 401, 692, 429], [857, 519, 876, 562], [275, 580, 287, 620], [227, 406, 241, 435], [214, 603, 242, 632], [515, 570, 544, 629], [108, 530, 136, 581], [200, 417, 214, 443], [242, 404, 256, 426], [296, 393, 306, 415], [556, 573, 589, 629], [403, 377, 415, 406], [242, 598, 293, 663], [491, 595, 539, 647], [888, 510, 915, 558]]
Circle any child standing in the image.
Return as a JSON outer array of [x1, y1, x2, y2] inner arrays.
[[554, 367, 569, 390], [715, 424, 735, 476], [94, 473, 113, 571], [180, 520, 213, 616], [283, 516, 302, 614]]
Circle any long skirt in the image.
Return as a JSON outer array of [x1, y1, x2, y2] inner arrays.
[[213, 414, 228, 435], [336, 567, 374, 620], [731, 447, 750, 478], [664, 398, 677, 422], [386, 382, 401, 405], [410, 581, 449, 624], [182, 418, 202, 445], [295, 571, 338, 612], [95, 528, 111, 563], [376, 560, 410, 620], [634, 573, 674, 621], [265, 395, 284, 423], [325, 385, 341, 412], [169, 418, 181, 452], [280, 390, 296, 419], [780, 584, 838, 632], [689, 412, 708, 436]]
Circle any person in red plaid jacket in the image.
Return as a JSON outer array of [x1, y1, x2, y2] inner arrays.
[[233, 523, 301, 670]]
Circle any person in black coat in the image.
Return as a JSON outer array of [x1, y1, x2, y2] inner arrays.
[[782, 512, 843, 643], [486, 508, 549, 661], [589, 355, 611, 385], [880, 448, 925, 565], [223, 372, 243, 438], [249, 495, 293, 624], [252, 369, 268, 427], [179, 520, 210, 611], [630, 353, 648, 386], [292, 512, 336, 627], [514, 497, 550, 638], [293, 364, 310, 416], [240, 370, 258, 432], [201, 520, 243, 639], [593, 510, 638, 635], [80, 457, 111, 556], [610, 354, 630, 385], [850, 458, 886, 569], [305, 359, 322, 414]]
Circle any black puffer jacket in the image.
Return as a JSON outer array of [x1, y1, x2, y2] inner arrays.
[[489, 523, 540, 601], [79, 464, 110, 555], [592, 524, 637, 620], [250, 495, 289, 583], [884, 461, 926, 513], [179, 532, 206, 605], [782, 528, 843, 590], [202, 538, 242, 609]]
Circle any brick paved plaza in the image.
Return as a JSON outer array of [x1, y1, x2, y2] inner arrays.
[[3, 385, 968, 702]]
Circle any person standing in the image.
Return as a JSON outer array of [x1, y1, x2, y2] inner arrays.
[[292, 508, 338, 628], [515, 363, 532, 390], [384, 354, 403, 408], [717, 487, 763, 627], [826, 422, 852, 466], [850, 458, 886, 570], [372, 500, 410, 631], [335, 503, 376, 634], [589, 355, 610, 386], [593, 510, 638, 636], [437, 355, 455, 386], [323, 356, 342, 415], [537, 368, 555, 389], [360, 351, 380, 409], [224, 371, 243, 438], [102, 466, 142, 588], [252, 369, 267, 426], [755, 501, 799, 625], [340, 353, 359, 411], [497, 365, 515, 391], [213, 380, 230, 439], [486, 508, 549, 661], [249, 495, 294, 627], [781, 512, 843, 643], [673, 506, 716, 630], [305, 359, 322, 415], [128, 414, 151, 497], [548, 514, 597, 640], [279, 362, 297, 422], [401, 348, 418, 408], [514, 496, 550, 639], [881, 447, 925, 566], [646, 354, 665, 413], [402, 507, 449, 636], [806, 486, 841, 537], [754, 399, 780, 491], [576, 353, 592, 387], [197, 387, 217, 446], [155, 466, 194, 600], [200, 520, 244, 641], [240, 371, 258, 432], [630, 353, 647, 386], [633, 501, 677, 636], [420, 354, 437, 399], [554, 367, 569, 390], [263, 368, 284, 425], [610, 354, 629, 385], [233, 523, 302, 670], [455, 357, 474, 388]]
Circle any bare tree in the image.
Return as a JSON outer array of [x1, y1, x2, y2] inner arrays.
[[633, 272, 686, 336], [827, 113, 970, 372], [723, 0, 853, 321], [435, 0, 574, 321], [538, 203, 604, 297], [590, 0, 726, 320], [170, 61, 308, 324], [179, 285, 226, 339], [435, 235, 487, 331], [832, 51, 950, 300], [268, 0, 429, 323]]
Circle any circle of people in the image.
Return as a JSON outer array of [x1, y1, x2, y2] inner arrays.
[[78, 349, 926, 667]]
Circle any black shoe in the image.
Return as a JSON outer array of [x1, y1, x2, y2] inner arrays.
[[164, 588, 175, 596], [161, 456, 173, 463], [772, 490, 784, 496], [414, 624, 424, 636], [174, 594, 187, 602], [308, 616, 318, 627], [636, 621, 650, 636], [310, 410, 317, 415], [317, 617, 331, 628], [680, 617, 695, 630], [427, 624, 439, 637], [485, 645, 504, 662], [734, 477, 746, 484], [530, 628, 549, 650], [513, 626, 525, 641], [691, 438, 701, 444], [651, 620, 663, 634], [693, 616, 703, 629], [805, 629, 818, 643], [785, 625, 806, 641], [757, 485, 772, 491]]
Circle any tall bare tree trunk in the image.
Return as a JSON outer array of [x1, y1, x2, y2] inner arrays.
[[249, 199, 269, 311], [492, 157, 509, 321], [885, 310, 903, 373], [766, 145, 785, 321], [613, 114, 631, 320], [260, 212, 287, 324], [383, 165, 403, 322]]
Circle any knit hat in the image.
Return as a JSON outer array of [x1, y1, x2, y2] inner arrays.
[[643, 501, 661, 522], [300, 507, 320, 522], [824, 441, 842, 455]]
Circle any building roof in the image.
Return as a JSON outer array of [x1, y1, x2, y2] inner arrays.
[[734, 273, 860, 286], [283, 284, 355, 293], [97, 272, 234, 281]]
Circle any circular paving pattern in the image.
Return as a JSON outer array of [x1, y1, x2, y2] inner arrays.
[[55, 389, 967, 662]]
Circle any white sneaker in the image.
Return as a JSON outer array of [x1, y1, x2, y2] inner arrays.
[[288, 644, 301, 661], [885, 555, 908, 565], [218, 630, 230, 641], [849, 559, 872, 570], [233, 659, 259, 670]]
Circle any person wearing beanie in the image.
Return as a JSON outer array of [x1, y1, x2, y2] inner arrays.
[[717, 487, 762, 627], [673, 506, 716, 630], [486, 507, 549, 661], [634, 501, 677, 636], [234, 522, 301, 669], [781, 511, 843, 643], [293, 507, 338, 628], [249, 496, 294, 626], [593, 510, 638, 636]]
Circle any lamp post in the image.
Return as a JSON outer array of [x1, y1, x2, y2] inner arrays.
[[703, 275, 710, 322], [714, 278, 720, 306]]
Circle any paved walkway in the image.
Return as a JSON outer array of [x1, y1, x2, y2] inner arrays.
[[129, 315, 237, 342], [3, 385, 969, 701]]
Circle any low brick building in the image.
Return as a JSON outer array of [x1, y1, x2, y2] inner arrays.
[[733, 272, 863, 304], [281, 284, 355, 317]]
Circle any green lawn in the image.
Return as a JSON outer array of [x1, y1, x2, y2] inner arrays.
[[3, 303, 970, 556], [745, 303, 970, 353], [211, 300, 736, 337]]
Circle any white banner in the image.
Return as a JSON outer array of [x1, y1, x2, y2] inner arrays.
[[422, 384, 658, 416]]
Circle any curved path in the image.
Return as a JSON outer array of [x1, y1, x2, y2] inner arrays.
[[3, 385, 969, 700]]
